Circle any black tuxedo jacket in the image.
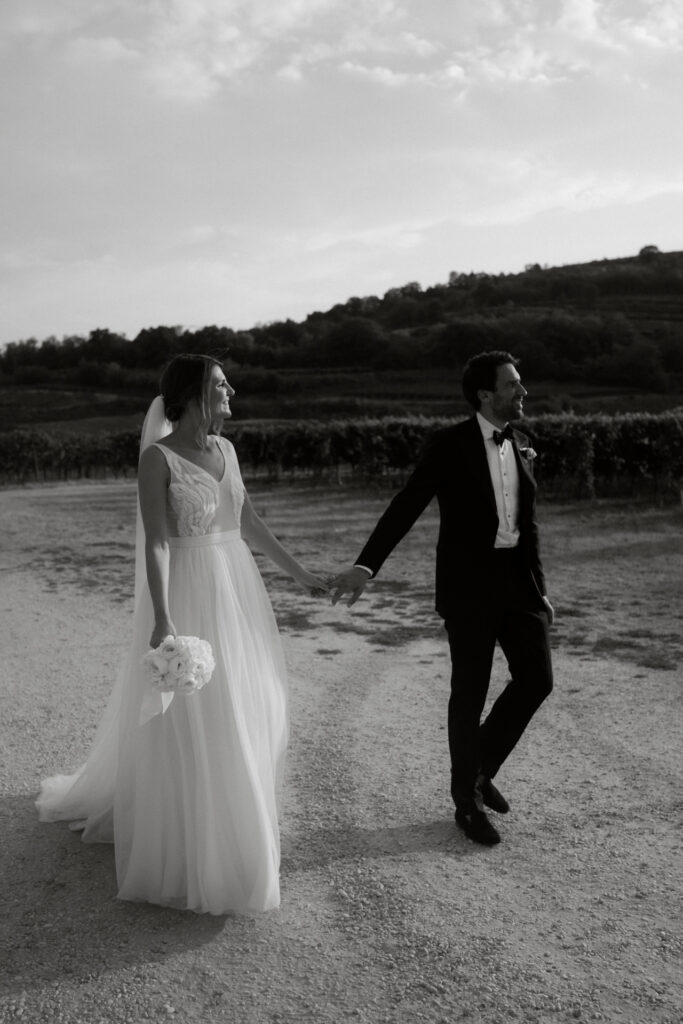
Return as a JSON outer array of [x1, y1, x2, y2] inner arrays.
[[356, 416, 546, 618]]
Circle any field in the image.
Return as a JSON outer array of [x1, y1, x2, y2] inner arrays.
[[2, 372, 683, 436], [1, 482, 681, 1023]]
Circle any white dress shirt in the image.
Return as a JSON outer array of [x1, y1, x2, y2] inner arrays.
[[476, 412, 520, 549]]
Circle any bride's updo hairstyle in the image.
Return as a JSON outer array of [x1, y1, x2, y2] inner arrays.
[[160, 354, 223, 447]]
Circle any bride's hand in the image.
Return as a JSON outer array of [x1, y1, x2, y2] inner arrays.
[[150, 618, 176, 650], [297, 570, 332, 598]]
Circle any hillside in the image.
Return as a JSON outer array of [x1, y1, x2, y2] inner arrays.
[[2, 246, 682, 429]]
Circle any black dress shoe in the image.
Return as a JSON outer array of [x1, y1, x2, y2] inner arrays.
[[478, 776, 510, 814], [455, 807, 501, 845]]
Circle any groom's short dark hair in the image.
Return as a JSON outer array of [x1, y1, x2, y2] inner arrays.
[[462, 350, 519, 410]]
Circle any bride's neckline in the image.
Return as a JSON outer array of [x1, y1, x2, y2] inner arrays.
[[156, 438, 227, 484]]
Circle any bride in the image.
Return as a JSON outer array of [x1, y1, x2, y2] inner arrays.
[[36, 353, 328, 914]]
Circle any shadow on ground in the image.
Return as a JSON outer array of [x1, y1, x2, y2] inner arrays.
[[0, 797, 226, 993], [281, 817, 482, 874]]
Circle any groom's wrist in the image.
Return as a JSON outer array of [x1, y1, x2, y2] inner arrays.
[[354, 564, 374, 578]]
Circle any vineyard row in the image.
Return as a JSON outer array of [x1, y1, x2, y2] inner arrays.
[[1, 412, 682, 500]]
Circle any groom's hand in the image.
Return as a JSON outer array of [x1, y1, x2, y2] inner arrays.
[[330, 566, 371, 607]]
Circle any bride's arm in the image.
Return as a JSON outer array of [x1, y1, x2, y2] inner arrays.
[[240, 490, 328, 593], [138, 446, 176, 645]]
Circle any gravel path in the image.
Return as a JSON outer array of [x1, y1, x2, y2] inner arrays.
[[1, 482, 681, 1024]]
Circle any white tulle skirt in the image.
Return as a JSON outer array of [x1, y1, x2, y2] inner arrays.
[[36, 530, 288, 915]]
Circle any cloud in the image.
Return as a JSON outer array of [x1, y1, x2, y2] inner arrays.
[[65, 34, 139, 65], [558, 0, 604, 40], [338, 59, 467, 89], [617, 1, 683, 49], [452, 150, 683, 229], [339, 62, 416, 87], [436, 1, 683, 94], [0, 0, 112, 39], [400, 30, 438, 58], [556, 0, 683, 53], [4, 0, 683, 345], [467, 41, 561, 85], [276, 14, 441, 85], [303, 218, 431, 254], [6, 0, 683, 96], [0, 0, 459, 100]]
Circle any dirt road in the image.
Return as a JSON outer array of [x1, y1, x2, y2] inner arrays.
[[1, 482, 681, 1024]]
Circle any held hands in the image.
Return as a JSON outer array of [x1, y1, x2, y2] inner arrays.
[[330, 566, 371, 607], [296, 569, 332, 598]]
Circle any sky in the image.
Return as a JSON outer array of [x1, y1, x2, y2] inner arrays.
[[2, 0, 683, 345]]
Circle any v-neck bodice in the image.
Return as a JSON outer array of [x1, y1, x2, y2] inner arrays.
[[165, 443, 227, 484], [153, 438, 245, 537]]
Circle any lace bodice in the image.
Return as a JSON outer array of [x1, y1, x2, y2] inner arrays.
[[153, 438, 245, 536]]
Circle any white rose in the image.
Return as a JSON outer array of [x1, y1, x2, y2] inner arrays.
[[177, 675, 197, 693], [149, 653, 169, 675], [160, 637, 180, 655], [167, 655, 188, 679]]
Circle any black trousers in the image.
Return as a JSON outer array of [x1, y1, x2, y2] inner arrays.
[[444, 548, 553, 809]]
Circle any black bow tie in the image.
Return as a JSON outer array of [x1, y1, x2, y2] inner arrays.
[[492, 424, 515, 446]]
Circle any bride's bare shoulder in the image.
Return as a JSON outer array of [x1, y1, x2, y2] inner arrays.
[[152, 435, 179, 452], [139, 443, 172, 473]]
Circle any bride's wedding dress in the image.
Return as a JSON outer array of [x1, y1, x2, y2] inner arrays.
[[36, 437, 288, 915]]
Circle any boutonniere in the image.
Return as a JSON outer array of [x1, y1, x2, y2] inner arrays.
[[519, 445, 537, 463]]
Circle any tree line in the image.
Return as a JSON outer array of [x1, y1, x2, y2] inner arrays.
[[2, 247, 682, 393]]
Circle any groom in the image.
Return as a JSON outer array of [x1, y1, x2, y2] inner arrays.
[[332, 351, 554, 845]]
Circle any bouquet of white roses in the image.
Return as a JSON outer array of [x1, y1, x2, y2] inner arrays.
[[142, 635, 215, 695]]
